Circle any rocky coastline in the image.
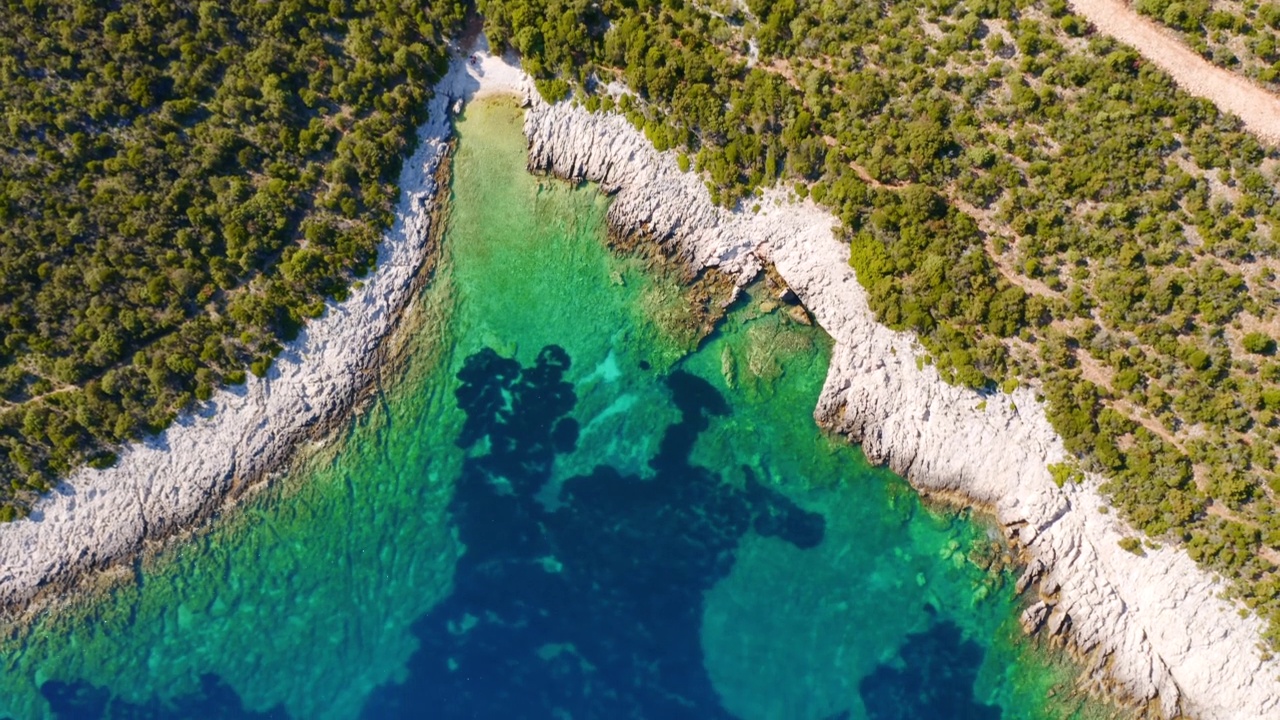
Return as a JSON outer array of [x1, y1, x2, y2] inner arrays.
[[0, 52, 520, 618], [523, 94, 1280, 719], [2, 33, 1278, 718]]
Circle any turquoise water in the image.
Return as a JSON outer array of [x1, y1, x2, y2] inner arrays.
[[0, 99, 1121, 720]]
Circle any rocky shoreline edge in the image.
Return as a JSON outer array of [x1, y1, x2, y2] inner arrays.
[[0, 34, 1277, 718], [0, 53, 510, 623], [522, 94, 1280, 718]]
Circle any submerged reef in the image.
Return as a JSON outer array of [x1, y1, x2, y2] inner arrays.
[[859, 620, 1001, 720], [37, 674, 281, 720], [361, 345, 825, 718]]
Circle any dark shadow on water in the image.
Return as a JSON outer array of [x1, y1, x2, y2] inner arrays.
[[39, 674, 284, 719], [859, 621, 1001, 720], [359, 345, 825, 719]]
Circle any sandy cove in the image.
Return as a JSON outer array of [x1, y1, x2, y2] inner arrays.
[[0, 49, 530, 616], [520, 80, 1280, 720]]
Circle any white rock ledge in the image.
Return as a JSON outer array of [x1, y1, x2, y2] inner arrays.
[[2, 36, 1276, 717], [0, 124, 441, 607], [0, 49, 529, 615], [524, 96, 1280, 719]]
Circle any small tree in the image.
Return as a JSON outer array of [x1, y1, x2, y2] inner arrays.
[[1243, 331, 1276, 355]]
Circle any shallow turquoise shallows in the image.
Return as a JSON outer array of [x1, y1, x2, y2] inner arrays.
[[0, 99, 1122, 720]]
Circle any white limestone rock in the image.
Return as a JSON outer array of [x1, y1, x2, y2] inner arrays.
[[0, 62, 460, 612], [524, 95, 1280, 720]]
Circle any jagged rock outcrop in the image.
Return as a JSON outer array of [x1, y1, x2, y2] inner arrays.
[[525, 112, 762, 282], [1022, 600, 1053, 634], [525, 96, 1280, 719]]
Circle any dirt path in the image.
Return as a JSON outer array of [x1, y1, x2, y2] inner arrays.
[[1068, 0, 1280, 144]]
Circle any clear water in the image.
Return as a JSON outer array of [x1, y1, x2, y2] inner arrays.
[[0, 99, 1124, 720]]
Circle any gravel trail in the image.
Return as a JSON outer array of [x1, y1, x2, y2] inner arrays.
[[1070, 0, 1280, 143]]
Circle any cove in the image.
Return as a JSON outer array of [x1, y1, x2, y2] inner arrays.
[[0, 98, 1124, 720]]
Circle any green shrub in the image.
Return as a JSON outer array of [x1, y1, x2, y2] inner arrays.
[[0, 0, 462, 502], [1048, 462, 1084, 488], [1118, 537, 1145, 555], [249, 358, 273, 379], [1244, 331, 1276, 355]]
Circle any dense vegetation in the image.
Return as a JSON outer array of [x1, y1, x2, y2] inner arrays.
[[0, 0, 465, 518], [1135, 0, 1280, 89], [482, 0, 1280, 648]]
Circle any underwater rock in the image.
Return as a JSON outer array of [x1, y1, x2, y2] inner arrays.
[[359, 346, 826, 718], [858, 621, 1000, 720], [787, 305, 813, 326], [41, 674, 282, 720]]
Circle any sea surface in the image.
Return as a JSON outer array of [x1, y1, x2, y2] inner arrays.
[[0, 99, 1124, 720]]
